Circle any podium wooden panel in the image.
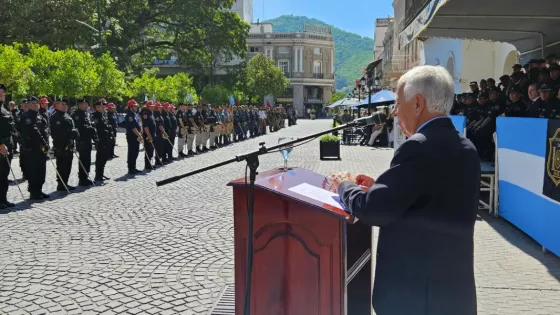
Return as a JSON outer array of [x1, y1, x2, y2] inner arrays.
[[224, 168, 373, 315]]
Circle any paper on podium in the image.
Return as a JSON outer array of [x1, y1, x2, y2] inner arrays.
[[289, 183, 347, 210]]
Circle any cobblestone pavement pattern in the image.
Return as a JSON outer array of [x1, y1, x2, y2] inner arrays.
[[0, 120, 559, 315]]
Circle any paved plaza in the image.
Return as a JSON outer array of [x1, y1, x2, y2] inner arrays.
[[0, 120, 558, 314]]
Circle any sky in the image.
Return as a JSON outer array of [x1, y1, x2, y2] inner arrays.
[[252, 0, 394, 39]]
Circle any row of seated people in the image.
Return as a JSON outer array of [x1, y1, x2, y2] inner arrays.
[[450, 57, 560, 161]]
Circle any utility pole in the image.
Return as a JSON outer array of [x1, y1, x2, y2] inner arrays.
[[96, 0, 103, 57]]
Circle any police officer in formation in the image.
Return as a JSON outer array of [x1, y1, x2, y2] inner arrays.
[[124, 100, 143, 175], [20, 96, 49, 200], [91, 100, 113, 181], [72, 98, 97, 186], [50, 98, 79, 191], [107, 102, 119, 159], [0, 87, 294, 207], [0, 84, 16, 209]]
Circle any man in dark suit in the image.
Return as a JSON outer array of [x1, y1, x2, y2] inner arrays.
[[331, 65, 480, 315]]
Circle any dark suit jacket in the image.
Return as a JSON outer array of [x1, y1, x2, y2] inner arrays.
[[339, 117, 480, 315]]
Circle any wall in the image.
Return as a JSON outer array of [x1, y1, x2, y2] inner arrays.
[[460, 40, 517, 91], [423, 38, 463, 93]]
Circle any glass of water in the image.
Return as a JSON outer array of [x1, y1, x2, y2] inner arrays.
[[278, 137, 295, 171]]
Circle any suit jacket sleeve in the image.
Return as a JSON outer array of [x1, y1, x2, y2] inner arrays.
[[338, 139, 427, 227]]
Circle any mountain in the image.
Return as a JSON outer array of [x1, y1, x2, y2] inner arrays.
[[263, 15, 374, 92]]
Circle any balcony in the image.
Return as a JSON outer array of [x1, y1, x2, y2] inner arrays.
[[312, 73, 324, 79], [247, 32, 333, 42], [289, 73, 335, 80], [283, 72, 291, 78]]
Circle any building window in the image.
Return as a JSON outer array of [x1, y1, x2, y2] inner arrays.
[[313, 61, 322, 74], [278, 60, 290, 73], [279, 47, 289, 54], [265, 47, 273, 59], [249, 46, 259, 53], [313, 47, 321, 55], [294, 47, 303, 72]]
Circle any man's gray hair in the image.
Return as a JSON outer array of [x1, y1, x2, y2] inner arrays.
[[397, 65, 455, 114]]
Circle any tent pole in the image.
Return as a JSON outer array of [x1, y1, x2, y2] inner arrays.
[[541, 33, 545, 58]]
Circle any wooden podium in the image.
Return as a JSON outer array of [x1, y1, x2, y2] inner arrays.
[[220, 167, 374, 315]]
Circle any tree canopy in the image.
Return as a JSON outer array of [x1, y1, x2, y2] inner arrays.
[[242, 54, 290, 103], [0, 0, 250, 74], [0, 43, 198, 103]]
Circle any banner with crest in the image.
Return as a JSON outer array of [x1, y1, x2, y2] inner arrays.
[[543, 119, 560, 201]]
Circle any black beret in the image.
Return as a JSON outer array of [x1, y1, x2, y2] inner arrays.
[[539, 84, 551, 92], [77, 98, 88, 104], [509, 85, 523, 94]]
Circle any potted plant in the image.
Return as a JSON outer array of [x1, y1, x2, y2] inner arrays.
[[320, 134, 341, 160]]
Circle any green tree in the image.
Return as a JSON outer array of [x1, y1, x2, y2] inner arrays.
[[51, 49, 99, 98], [93, 52, 127, 99], [26, 43, 56, 97], [200, 85, 229, 105], [0, 43, 30, 97], [330, 92, 346, 104], [130, 68, 160, 101], [245, 54, 290, 102]]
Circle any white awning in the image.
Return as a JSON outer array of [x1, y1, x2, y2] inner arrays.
[[398, 0, 560, 57]]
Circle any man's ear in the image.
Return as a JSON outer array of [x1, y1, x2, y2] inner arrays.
[[416, 95, 425, 114]]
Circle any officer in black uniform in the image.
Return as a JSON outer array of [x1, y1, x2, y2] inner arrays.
[[195, 105, 206, 152], [140, 101, 157, 170], [531, 84, 560, 118], [125, 99, 143, 175], [39, 98, 50, 142], [17, 100, 28, 180], [92, 101, 113, 181], [0, 84, 15, 208], [50, 98, 79, 191], [503, 85, 529, 118], [107, 103, 119, 159], [20, 96, 49, 200], [9, 101, 20, 154], [168, 104, 178, 159], [72, 98, 97, 186], [153, 103, 167, 165]]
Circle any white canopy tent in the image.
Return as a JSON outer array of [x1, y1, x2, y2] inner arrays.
[[398, 0, 560, 58]]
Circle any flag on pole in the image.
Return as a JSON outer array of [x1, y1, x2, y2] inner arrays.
[[152, 92, 156, 102], [229, 94, 235, 106], [144, 94, 148, 102]]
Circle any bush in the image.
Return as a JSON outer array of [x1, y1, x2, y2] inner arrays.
[[320, 135, 340, 142]]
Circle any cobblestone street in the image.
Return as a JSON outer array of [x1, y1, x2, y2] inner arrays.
[[0, 120, 558, 314]]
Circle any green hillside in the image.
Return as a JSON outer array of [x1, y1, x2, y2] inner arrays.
[[263, 15, 374, 91]]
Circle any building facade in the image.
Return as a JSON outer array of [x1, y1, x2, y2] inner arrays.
[[374, 18, 390, 60], [246, 23, 336, 116], [230, 0, 253, 24]]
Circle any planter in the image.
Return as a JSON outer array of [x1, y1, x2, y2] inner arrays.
[[320, 140, 341, 160]]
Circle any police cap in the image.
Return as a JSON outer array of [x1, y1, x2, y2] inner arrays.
[[539, 84, 552, 92], [512, 64, 522, 69], [509, 85, 523, 94], [94, 101, 105, 106], [77, 98, 88, 104], [28, 96, 40, 102]]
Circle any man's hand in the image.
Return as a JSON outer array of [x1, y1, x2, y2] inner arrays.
[[147, 135, 153, 143], [0, 144, 8, 155], [355, 174, 375, 189], [327, 172, 355, 193]]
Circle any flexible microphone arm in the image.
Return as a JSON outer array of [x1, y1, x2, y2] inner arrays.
[[155, 119, 368, 186]]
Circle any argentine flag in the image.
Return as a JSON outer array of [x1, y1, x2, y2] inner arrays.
[[229, 95, 235, 106]]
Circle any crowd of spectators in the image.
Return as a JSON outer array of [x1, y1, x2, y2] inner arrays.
[[450, 54, 560, 161]]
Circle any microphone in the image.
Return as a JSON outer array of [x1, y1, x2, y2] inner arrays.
[[351, 113, 386, 126]]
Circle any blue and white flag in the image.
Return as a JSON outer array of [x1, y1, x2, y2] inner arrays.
[[144, 94, 148, 102], [229, 95, 235, 106]]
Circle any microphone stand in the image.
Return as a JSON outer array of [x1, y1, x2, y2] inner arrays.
[[156, 120, 367, 315]]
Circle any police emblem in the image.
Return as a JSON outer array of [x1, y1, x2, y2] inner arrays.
[[546, 128, 560, 186], [25, 118, 31, 124], [143, 115, 147, 119], [129, 117, 133, 121]]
